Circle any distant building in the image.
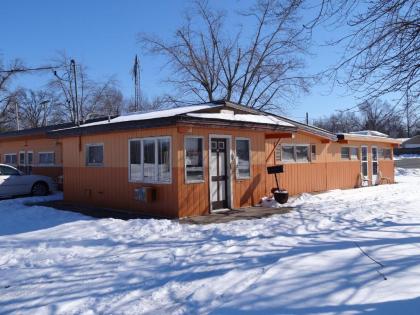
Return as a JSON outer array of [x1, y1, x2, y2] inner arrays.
[[401, 135, 420, 149]]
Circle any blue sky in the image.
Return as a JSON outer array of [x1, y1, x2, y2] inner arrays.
[[0, 0, 357, 122]]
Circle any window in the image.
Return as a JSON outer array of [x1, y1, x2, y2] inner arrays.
[[0, 165, 20, 176], [185, 137, 204, 183], [281, 145, 295, 162], [311, 144, 316, 161], [19, 151, 26, 165], [276, 144, 310, 163], [383, 148, 392, 160], [39, 152, 55, 165], [350, 147, 359, 160], [85, 144, 103, 166], [296, 145, 309, 162], [236, 138, 251, 179], [361, 146, 368, 177], [4, 154, 17, 165], [27, 152, 33, 166], [341, 147, 350, 159], [129, 137, 172, 183]]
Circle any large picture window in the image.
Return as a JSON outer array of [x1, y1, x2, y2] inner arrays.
[[236, 138, 251, 179], [85, 144, 103, 166], [129, 136, 172, 183], [185, 137, 204, 183], [4, 153, 17, 165], [38, 152, 55, 165]]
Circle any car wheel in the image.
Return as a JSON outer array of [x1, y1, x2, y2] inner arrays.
[[31, 182, 49, 196]]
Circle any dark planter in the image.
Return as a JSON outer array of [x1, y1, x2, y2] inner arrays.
[[272, 189, 289, 204]]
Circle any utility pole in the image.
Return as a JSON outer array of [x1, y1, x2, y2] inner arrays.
[[15, 99, 20, 131], [306, 112, 309, 125], [70, 59, 80, 126], [132, 55, 141, 112]]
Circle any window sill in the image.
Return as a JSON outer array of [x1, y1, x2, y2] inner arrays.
[[185, 180, 205, 184], [86, 164, 104, 167], [129, 179, 172, 185]]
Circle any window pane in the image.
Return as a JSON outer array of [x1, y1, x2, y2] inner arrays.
[[281, 145, 294, 161], [384, 149, 391, 159], [87, 146, 103, 165], [19, 152, 25, 165], [350, 147, 359, 160], [311, 144, 316, 161], [27, 153, 33, 165], [185, 138, 203, 181], [296, 146, 309, 162], [362, 162, 368, 176], [158, 138, 171, 182], [361, 147, 368, 161], [341, 147, 350, 159], [130, 140, 142, 181], [143, 139, 156, 180], [236, 139, 250, 178]]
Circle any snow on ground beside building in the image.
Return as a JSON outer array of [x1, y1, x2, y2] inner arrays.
[[1, 169, 420, 314]]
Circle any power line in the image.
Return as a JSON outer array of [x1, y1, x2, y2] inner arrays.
[[0, 65, 61, 74]]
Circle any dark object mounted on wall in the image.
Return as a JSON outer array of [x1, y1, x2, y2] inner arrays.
[[267, 165, 288, 204]]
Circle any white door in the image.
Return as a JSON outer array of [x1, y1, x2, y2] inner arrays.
[[371, 146, 378, 184], [361, 146, 369, 186], [210, 138, 228, 210]]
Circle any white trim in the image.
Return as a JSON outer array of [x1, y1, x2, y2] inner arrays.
[[85, 143, 104, 167], [235, 137, 251, 180], [128, 136, 172, 184], [208, 134, 233, 213], [184, 136, 205, 184], [38, 151, 56, 166]]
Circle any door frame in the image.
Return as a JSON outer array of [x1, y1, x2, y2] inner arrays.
[[371, 145, 378, 184], [361, 145, 369, 185], [208, 134, 233, 213]]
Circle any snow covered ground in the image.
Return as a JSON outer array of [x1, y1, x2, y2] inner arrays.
[[1, 169, 420, 315]]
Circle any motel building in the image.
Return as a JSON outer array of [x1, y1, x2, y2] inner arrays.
[[0, 101, 400, 218]]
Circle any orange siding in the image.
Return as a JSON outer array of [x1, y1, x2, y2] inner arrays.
[[62, 127, 180, 218], [0, 137, 63, 179]]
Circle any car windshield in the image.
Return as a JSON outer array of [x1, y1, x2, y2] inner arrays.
[[0, 165, 21, 176]]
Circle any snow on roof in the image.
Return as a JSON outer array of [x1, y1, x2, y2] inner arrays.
[[186, 112, 295, 127], [57, 104, 217, 130], [348, 130, 389, 137]]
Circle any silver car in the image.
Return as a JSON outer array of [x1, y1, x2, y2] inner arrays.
[[0, 164, 57, 197]]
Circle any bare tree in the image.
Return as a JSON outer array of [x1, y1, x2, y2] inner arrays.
[[48, 53, 124, 123], [311, 1, 419, 106], [140, 0, 311, 110], [314, 99, 407, 137], [16, 89, 58, 128], [0, 59, 24, 130]]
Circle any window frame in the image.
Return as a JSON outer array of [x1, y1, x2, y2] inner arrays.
[[85, 143, 104, 167], [276, 143, 310, 163], [19, 151, 26, 166], [184, 136, 205, 184], [27, 151, 34, 166], [235, 137, 252, 180], [128, 136, 172, 184], [4, 153, 17, 165], [38, 151, 56, 166]]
